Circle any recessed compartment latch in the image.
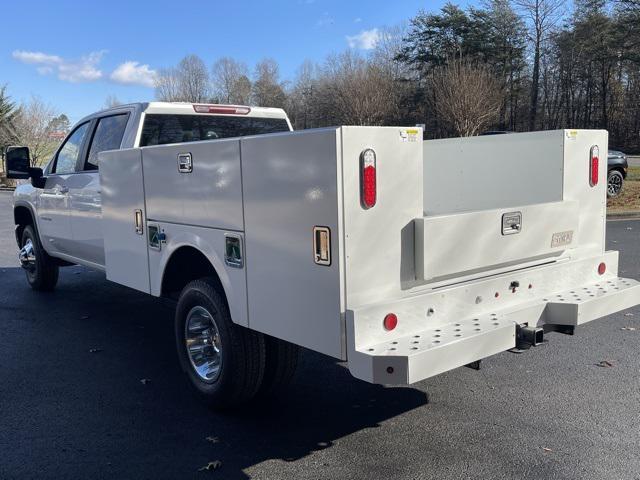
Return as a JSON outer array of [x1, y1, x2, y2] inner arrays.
[[502, 211, 522, 235], [177, 153, 193, 173], [313, 226, 331, 266]]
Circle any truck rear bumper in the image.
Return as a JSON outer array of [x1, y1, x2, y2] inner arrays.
[[346, 252, 640, 385]]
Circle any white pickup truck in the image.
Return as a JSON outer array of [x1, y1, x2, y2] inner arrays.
[[6, 102, 640, 409]]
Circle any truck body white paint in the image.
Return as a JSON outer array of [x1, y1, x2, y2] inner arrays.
[[11, 103, 640, 386]]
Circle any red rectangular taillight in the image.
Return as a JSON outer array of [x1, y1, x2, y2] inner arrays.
[[360, 148, 377, 209], [589, 145, 599, 187]]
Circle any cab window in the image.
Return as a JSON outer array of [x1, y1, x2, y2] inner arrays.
[[140, 114, 290, 146], [85, 114, 129, 170], [53, 122, 90, 174]]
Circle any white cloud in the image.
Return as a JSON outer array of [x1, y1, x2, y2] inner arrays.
[[12, 50, 62, 65], [346, 28, 380, 50], [12, 49, 105, 82], [110, 61, 157, 88], [354, 17, 362, 23]]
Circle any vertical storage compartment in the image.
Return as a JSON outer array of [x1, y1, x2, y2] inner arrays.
[[240, 129, 344, 358], [99, 148, 150, 293]]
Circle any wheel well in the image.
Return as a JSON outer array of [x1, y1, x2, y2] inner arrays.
[[610, 167, 627, 179], [14, 205, 34, 242], [161, 246, 225, 301]]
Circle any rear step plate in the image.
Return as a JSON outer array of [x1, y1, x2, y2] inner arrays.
[[349, 277, 640, 385], [352, 314, 516, 384], [545, 277, 640, 325]]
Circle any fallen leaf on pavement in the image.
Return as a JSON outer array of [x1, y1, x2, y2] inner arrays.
[[621, 326, 636, 331], [205, 436, 219, 444], [198, 460, 222, 472], [542, 447, 553, 453], [596, 360, 614, 368], [140, 378, 151, 385], [624, 312, 634, 317]]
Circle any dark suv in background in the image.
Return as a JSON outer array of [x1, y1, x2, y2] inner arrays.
[[607, 150, 628, 198]]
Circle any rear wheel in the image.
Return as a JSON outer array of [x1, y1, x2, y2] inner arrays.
[[257, 335, 299, 398], [20, 225, 59, 291], [607, 170, 624, 198], [175, 278, 265, 409]]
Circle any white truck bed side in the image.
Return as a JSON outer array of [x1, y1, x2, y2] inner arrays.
[[98, 127, 640, 386]]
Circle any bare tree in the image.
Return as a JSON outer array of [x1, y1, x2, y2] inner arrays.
[[155, 54, 210, 102], [515, 0, 564, 130], [211, 57, 251, 104], [287, 60, 319, 129], [252, 58, 287, 108], [429, 61, 504, 137], [177, 55, 210, 102], [155, 67, 182, 101], [371, 24, 411, 78], [104, 95, 122, 108], [13, 97, 63, 166], [317, 51, 399, 126], [371, 24, 421, 125], [618, 0, 640, 8], [232, 75, 253, 106]]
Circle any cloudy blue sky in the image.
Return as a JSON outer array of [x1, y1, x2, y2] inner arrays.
[[2, 0, 475, 123]]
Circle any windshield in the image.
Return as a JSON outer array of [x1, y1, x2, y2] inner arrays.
[[140, 114, 290, 147]]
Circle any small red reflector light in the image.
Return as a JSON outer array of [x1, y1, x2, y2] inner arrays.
[[383, 313, 397, 331], [598, 262, 606, 275], [360, 149, 377, 209], [589, 146, 599, 187], [193, 105, 251, 115]]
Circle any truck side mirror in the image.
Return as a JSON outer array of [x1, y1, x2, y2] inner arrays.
[[4, 146, 45, 188], [4, 146, 31, 179]]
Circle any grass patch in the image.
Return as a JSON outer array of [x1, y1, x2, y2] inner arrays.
[[626, 166, 640, 181], [607, 173, 640, 213]]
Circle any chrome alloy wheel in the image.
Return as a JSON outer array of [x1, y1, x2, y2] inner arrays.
[[608, 171, 623, 197], [185, 306, 223, 383], [19, 238, 36, 273]]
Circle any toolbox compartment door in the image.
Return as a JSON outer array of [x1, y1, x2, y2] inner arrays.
[[415, 200, 579, 281], [99, 148, 151, 293]]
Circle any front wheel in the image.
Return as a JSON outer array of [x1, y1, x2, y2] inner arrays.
[[175, 279, 266, 409], [20, 225, 59, 291], [607, 170, 624, 198]]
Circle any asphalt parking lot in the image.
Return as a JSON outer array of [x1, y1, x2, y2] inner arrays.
[[1, 190, 639, 480]]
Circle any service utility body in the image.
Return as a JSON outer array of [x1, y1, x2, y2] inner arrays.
[[6, 102, 640, 408]]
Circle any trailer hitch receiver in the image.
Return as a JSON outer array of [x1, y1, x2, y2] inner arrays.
[[516, 324, 544, 348]]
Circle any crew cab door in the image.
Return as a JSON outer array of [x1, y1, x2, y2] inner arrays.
[[38, 122, 91, 256], [67, 113, 129, 267]]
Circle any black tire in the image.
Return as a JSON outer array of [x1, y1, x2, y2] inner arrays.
[[21, 225, 59, 291], [607, 169, 624, 198], [174, 278, 265, 409], [257, 335, 299, 398]]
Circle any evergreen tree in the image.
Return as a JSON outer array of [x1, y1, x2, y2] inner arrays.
[[0, 85, 18, 156]]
